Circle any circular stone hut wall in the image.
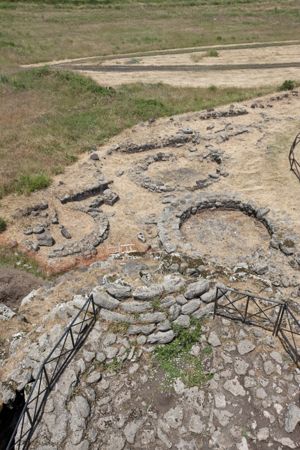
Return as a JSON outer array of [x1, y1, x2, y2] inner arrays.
[[158, 193, 300, 268]]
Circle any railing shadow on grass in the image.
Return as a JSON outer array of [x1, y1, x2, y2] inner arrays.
[[214, 287, 300, 368], [6, 294, 99, 450]]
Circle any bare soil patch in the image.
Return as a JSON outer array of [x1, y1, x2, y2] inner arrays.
[[0, 268, 42, 310], [181, 209, 270, 267], [146, 157, 216, 190]]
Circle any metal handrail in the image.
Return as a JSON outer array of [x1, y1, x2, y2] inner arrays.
[[214, 287, 300, 367], [6, 294, 99, 450], [289, 132, 300, 181]]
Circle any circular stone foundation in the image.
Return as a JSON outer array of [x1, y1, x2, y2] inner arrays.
[[158, 193, 300, 268], [21, 204, 109, 259], [146, 159, 215, 191], [130, 150, 227, 193], [181, 209, 270, 267]]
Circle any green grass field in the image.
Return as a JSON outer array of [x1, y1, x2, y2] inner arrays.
[[1, 1, 300, 70]]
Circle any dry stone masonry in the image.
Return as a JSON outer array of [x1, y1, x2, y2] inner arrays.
[[158, 192, 300, 268], [1, 272, 299, 450]]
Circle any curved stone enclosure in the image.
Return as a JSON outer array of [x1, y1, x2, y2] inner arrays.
[[129, 152, 177, 193], [129, 149, 227, 193], [158, 193, 300, 265], [49, 209, 109, 258], [81, 276, 218, 344]]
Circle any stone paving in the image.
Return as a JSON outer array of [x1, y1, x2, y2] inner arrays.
[[1, 270, 299, 449]]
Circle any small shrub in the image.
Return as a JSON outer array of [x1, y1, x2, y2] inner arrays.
[[0, 217, 7, 233], [206, 49, 219, 57], [0, 74, 9, 84], [15, 173, 51, 195], [280, 80, 296, 91], [127, 58, 140, 64], [209, 85, 217, 92]]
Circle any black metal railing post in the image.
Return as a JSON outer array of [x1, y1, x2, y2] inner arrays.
[[289, 132, 300, 181], [213, 287, 220, 318], [243, 295, 250, 323], [213, 286, 299, 368], [6, 294, 98, 450], [273, 302, 286, 337]]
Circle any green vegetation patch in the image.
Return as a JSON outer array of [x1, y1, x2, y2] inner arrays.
[[0, 217, 7, 233], [280, 79, 297, 91], [0, 68, 273, 198], [0, 246, 44, 278], [104, 357, 124, 373], [14, 173, 51, 195], [206, 49, 219, 57], [108, 322, 130, 334], [154, 319, 213, 387]]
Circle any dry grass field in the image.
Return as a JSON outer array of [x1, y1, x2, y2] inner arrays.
[[1, 1, 300, 70]]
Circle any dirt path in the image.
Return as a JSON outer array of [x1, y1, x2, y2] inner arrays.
[[86, 67, 300, 89], [22, 40, 300, 88], [22, 39, 300, 68], [74, 43, 300, 88], [67, 62, 300, 72]]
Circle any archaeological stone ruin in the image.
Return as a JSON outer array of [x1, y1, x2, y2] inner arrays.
[[0, 91, 300, 450]]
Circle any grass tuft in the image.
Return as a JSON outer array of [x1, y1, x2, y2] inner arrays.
[[105, 357, 123, 373], [152, 297, 163, 311], [154, 319, 213, 387], [108, 322, 130, 334], [206, 49, 219, 57], [0, 217, 7, 233], [280, 79, 296, 91], [15, 173, 51, 195]]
